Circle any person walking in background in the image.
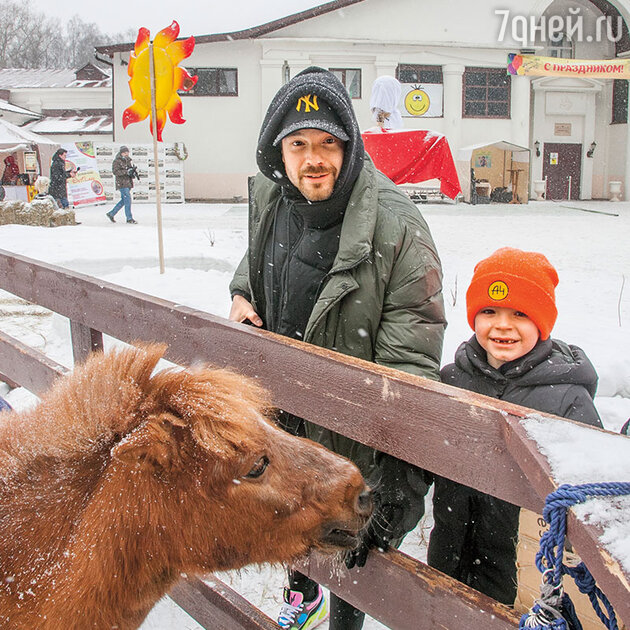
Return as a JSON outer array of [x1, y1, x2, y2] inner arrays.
[[229, 66, 446, 630], [49, 149, 75, 209], [427, 247, 602, 605], [106, 146, 137, 224]]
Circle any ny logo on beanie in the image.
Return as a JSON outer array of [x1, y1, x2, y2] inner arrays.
[[272, 93, 349, 146], [296, 94, 319, 113]]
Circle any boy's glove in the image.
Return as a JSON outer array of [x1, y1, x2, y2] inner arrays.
[[345, 503, 404, 568]]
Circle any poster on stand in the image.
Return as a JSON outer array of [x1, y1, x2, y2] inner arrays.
[[24, 151, 38, 174], [62, 142, 107, 207]]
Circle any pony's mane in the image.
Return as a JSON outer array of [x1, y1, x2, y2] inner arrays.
[[0, 345, 166, 470], [0, 344, 273, 473]]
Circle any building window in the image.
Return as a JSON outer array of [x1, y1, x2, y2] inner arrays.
[[463, 67, 511, 118], [547, 33, 575, 59], [182, 68, 238, 96], [396, 64, 443, 84], [329, 68, 361, 98], [612, 79, 628, 124]]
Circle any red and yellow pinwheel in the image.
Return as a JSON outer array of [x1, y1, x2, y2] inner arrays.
[[122, 21, 197, 141]]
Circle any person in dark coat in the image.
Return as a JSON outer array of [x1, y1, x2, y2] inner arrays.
[[229, 67, 446, 630], [106, 146, 137, 224], [427, 247, 603, 606], [49, 149, 75, 208]]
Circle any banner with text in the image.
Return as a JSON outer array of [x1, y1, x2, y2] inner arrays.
[[62, 141, 106, 207], [508, 53, 630, 79]]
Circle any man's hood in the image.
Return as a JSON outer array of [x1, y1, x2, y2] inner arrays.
[[256, 66, 364, 200]]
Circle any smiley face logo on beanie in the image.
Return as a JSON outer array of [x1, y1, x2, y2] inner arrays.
[[488, 281, 509, 301]]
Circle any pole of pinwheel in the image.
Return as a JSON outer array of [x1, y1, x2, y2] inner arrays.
[[122, 21, 197, 275], [148, 41, 165, 274]]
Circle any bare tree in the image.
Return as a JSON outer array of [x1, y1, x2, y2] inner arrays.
[[0, 1, 37, 68], [0, 1, 135, 69]]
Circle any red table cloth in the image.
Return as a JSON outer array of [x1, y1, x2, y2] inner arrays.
[[362, 128, 461, 199]]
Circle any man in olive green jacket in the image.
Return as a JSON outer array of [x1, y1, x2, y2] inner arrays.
[[229, 67, 446, 630]]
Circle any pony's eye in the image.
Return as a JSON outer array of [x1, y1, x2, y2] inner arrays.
[[244, 456, 269, 479]]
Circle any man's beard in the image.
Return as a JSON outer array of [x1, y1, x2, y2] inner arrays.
[[297, 165, 339, 201]]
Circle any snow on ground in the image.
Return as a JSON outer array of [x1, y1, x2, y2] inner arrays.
[[1, 198, 629, 628]]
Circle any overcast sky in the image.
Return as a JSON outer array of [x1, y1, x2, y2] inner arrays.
[[28, 0, 325, 39]]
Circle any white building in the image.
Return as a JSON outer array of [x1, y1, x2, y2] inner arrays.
[[97, 0, 630, 201], [0, 64, 113, 146]]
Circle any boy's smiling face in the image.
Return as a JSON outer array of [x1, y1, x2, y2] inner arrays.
[[474, 306, 540, 369]]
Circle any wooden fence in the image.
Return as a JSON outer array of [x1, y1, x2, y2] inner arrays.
[[0, 248, 627, 630]]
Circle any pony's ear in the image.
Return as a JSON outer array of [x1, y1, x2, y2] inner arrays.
[[111, 413, 186, 473]]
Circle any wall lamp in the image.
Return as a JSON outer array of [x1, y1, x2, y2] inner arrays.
[[534, 140, 540, 157], [587, 141, 597, 158]]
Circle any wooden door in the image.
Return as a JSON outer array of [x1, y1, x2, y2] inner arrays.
[[542, 143, 582, 200]]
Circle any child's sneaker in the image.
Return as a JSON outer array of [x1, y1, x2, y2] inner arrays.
[[277, 585, 328, 629]]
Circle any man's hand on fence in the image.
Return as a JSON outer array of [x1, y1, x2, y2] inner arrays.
[[229, 295, 263, 327], [344, 504, 403, 569]]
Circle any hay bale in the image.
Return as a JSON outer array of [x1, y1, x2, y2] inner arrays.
[[0, 201, 13, 225], [50, 207, 77, 226], [0, 198, 76, 227], [18, 198, 55, 226], [2, 200, 26, 225]]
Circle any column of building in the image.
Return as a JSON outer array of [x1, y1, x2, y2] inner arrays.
[[510, 75, 531, 149], [442, 64, 464, 150]]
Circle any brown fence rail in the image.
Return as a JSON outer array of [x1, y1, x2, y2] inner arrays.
[[0, 248, 627, 630]]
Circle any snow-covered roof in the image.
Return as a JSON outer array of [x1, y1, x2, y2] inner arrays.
[[0, 68, 111, 89], [96, 0, 365, 53], [0, 119, 57, 146], [0, 99, 40, 118], [23, 114, 112, 135]]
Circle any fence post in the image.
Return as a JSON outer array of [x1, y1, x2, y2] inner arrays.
[[70, 321, 104, 365]]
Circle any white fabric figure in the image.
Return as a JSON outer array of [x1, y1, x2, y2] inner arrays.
[[370, 76, 403, 129]]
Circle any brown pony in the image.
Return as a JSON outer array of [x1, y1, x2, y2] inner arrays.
[[0, 344, 371, 629]]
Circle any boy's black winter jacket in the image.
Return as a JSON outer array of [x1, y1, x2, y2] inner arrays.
[[428, 336, 601, 605], [441, 336, 602, 427]]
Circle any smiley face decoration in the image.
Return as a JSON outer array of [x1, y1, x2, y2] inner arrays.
[[404, 85, 431, 117], [123, 21, 197, 141]]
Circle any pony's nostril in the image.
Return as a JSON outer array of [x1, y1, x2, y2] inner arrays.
[[357, 488, 373, 515]]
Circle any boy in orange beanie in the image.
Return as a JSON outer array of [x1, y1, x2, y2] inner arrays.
[[427, 247, 602, 605]]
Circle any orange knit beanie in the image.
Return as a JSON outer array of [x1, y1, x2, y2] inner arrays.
[[466, 247, 559, 340]]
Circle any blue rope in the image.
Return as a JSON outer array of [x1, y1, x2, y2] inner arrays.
[[520, 482, 630, 630]]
